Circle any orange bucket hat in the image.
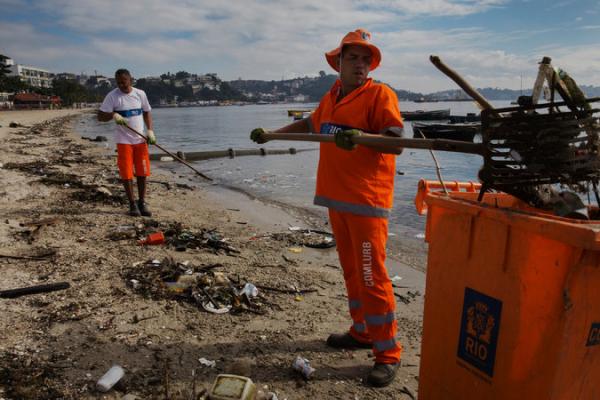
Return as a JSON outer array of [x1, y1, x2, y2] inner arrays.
[[325, 29, 382, 72]]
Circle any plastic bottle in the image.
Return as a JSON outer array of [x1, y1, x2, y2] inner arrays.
[[96, 365, 125, 392]]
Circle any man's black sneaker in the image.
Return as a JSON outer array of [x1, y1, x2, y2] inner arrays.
[[366, 362, 400, 387], [326, 332, 372, 349], [129, 201, 141, 217], [137, 200, 152, 217]]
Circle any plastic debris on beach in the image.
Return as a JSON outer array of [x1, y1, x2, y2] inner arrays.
[[107, 220, 240, 255], [292, 356, 316, 380], [198, 357, 217, 368], [164, 222, 240, 255], [122, 257, 269, 315], [70, 185, 126, 205]]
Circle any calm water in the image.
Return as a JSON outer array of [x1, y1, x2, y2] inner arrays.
[[77, 101, 512, 242]]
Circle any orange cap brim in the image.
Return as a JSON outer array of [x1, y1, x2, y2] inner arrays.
[[325, 43, 382, 72]]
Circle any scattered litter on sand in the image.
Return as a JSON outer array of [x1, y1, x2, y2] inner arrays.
[[122, 257, 270, 315]]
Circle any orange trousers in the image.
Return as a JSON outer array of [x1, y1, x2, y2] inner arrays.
[[117, 143, 151, 180], [329, 209, 402, 364]]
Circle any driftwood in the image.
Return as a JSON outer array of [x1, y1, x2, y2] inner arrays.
[[0, 282, 70, 298], [255, 285, 317, 295], [0, 248, 57, 261]]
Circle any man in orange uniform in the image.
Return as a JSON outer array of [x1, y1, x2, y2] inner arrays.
[[251, 29, 404, 387]]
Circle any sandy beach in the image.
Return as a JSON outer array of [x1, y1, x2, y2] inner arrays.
[[0, 110, 425, 399]]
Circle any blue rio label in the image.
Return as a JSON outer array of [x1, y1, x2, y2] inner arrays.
[[457, 287, 503, 377], [587, 323, 600, 347]]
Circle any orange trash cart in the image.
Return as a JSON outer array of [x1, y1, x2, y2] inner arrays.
[[415, 180, 600, 399]]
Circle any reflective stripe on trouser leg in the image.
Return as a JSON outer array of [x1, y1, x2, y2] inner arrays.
[[332, 209, 401, 364], [329, 209, 370, 342]]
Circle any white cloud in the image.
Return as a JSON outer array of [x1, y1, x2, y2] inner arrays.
[[537, 45, 600, 86], [0, 22, 97, 70], [1, 0, 598, 92], [359, 0, 509, 16], [547, 0, 577, 10]]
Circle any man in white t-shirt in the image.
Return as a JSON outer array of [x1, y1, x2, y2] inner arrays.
[[98, 69, 157, 217]]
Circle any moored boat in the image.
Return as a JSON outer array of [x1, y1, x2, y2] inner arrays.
[[402, 109, 450, 121], [412, 122, 480, 142], [287, 109, 312, 117], [448, 113, 481, 123], [290, 111, 312, 120]]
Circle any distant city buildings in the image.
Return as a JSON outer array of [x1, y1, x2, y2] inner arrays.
[[9, 64, 52, 88]]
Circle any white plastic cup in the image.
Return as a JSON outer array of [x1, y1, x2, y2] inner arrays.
[[96, 365, 125, 392]]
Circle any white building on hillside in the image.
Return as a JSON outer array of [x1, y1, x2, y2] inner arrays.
[[9, 64, 52, 88]]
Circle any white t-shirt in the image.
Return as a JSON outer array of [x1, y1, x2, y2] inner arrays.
[[100, 87, 152, 144]]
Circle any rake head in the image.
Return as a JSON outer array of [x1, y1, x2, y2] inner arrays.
[[478, 98, 600, 204]]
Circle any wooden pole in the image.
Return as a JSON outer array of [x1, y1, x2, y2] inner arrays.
[[260, 132, 485, 156], [124, 125, 212, 181], [429, 55, 499, 117]]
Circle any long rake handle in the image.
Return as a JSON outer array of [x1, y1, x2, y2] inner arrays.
[[261, 132, 484, 155], [124, 125, 212, 181]]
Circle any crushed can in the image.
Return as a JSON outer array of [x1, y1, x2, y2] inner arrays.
[[292, 356, 315, 379]]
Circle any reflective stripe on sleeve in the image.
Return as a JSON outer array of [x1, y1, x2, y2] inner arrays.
[[353, 322, 367, 333]]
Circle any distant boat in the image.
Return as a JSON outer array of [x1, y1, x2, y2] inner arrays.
[[414, 98, 438, 103], [412, 122, 480, 142], [448, 113, 481, 123], [288, 109, 312, 117], [402, 109, 450, 121]]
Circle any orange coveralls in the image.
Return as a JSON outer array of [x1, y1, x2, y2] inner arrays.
[[309, 78, 403, 364]]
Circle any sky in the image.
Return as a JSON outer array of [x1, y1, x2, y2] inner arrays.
[[1, 0, 599, 93]]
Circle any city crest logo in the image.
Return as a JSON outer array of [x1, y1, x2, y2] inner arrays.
[[587, 323, 600, 347], [457, 287, 502, 378]]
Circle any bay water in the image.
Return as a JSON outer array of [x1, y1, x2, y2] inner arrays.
[[77, 100, 512, 265]]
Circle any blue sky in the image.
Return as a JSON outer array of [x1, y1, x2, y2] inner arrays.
[[1, 0, 599, 92]]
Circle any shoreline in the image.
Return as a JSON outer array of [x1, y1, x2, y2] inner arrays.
[[0, 110, 425, 399], [153, 153, 429, 275]]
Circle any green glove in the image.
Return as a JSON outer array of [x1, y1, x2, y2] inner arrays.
[[334, 129, 361, 150], [147, 129, 156, 145], [113, 113, 128, 126], [250, 127, 267, 144]]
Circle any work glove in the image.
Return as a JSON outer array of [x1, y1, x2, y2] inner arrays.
[[334, 129, 361, 151], [146, 129, 157, 145], [250, 127, 267, 144], [112, 113, 128, 126]]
